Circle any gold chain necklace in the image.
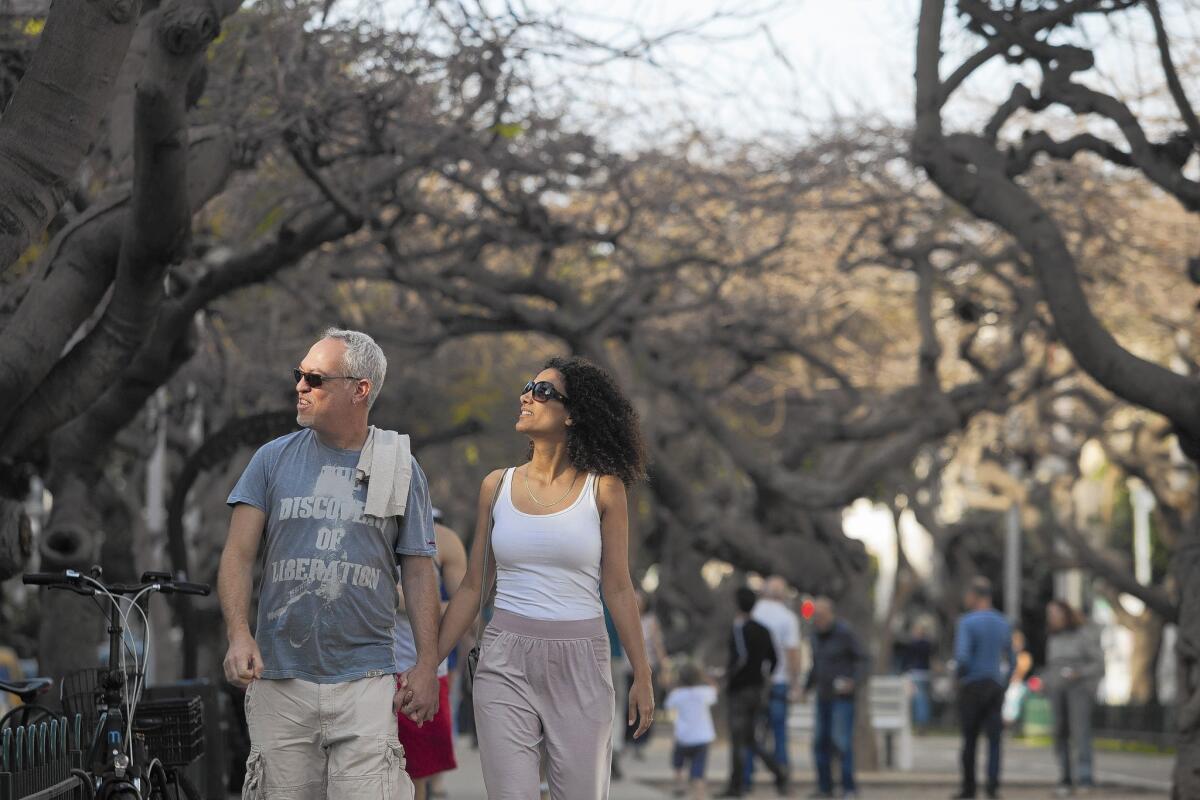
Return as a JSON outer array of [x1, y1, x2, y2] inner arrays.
[[523, 467, 579, 508]]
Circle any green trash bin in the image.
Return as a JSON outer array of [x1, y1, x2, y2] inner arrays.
[[1022, 693, 1052, 737]]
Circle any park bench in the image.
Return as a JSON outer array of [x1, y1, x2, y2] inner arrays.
[[787, 674, 914, 770]]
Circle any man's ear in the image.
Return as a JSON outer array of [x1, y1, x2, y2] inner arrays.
[[357, 379, 372, 405]]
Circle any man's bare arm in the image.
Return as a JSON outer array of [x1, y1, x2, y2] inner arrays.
[[219, 504, 266, 687], [399, 554, 440, 723]]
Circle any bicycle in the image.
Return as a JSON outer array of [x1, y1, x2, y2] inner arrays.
[[22, 567, 210, 800]]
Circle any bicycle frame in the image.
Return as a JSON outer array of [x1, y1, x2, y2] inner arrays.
[[87, 594, 140, 785]]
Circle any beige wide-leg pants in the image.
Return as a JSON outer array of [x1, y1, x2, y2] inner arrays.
[[473, 610, 615, 799], [241, 674, 415, 800]]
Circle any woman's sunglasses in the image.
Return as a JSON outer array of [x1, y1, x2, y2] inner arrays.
[[293, 368, 359, 389], [522, 380, 569, 405]]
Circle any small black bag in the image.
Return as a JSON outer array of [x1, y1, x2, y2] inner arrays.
[[466, 469, 508, 684]]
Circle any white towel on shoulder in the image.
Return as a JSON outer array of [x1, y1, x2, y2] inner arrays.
[[355, 426, 412, 520]]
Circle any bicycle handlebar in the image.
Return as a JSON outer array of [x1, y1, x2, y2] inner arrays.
[[22, 570, 94, 595], [22, 568, 211, 597], [22, 571, 78, 586], [156, 580, 210, 597]]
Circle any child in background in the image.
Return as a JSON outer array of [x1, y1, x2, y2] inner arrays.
[[664, 661, 718, 799]]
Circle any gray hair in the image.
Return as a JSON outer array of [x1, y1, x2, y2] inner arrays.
[[322, 327, 387, 409]]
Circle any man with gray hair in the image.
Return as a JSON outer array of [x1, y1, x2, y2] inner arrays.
[[219, 328, 439, 800]]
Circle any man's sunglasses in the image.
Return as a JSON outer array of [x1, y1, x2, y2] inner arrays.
[[293, 368, 360, 389], [523, 380, 569, 405]]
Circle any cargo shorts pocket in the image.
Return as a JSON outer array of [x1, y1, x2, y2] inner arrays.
[[385, 738, 413, 799], [241, 748, 263, 800]]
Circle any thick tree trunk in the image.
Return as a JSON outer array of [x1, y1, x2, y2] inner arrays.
[[36, 469, 143, 682], [36, 474, 104, 680]]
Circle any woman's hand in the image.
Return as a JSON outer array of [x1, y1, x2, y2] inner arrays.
[[628, 675, 655, 738]]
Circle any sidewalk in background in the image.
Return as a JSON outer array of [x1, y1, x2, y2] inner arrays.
[[439, 732, 1171, 798]]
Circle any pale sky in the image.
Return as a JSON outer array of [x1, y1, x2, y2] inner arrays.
[[518, 0, 922, 142], [360, 0, 1200, 149], [510, 0, 1195, 148]]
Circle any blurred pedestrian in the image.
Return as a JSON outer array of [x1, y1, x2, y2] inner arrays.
[[803, 597, 868, 800], [720, 586, 788, 798], [665, 661, 718, 800], [394, 508, 467, 800], [746, 576, 802, 784], [1045, 599, 1104, 796], [903, 620, 934, 730], [951, 577, 1014, 800]]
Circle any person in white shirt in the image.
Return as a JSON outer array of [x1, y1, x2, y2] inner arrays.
[[747, 575, 802, 781], [664, 661, 718, 800]]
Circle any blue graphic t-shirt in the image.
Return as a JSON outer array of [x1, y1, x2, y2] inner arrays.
[[227, 429, 436, 683]]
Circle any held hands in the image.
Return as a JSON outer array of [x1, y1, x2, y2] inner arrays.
[[833, 677, 856, 696], [223, 633, 264, 688], [628, 675, 655, 739], [396, 664, 440, 725]]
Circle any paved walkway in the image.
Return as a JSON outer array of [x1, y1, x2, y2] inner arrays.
[[438, 733, 1172, 799]]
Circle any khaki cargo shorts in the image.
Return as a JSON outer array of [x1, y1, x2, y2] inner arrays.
[[241, 674, 414, 800]]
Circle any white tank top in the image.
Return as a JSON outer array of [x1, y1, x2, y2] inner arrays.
[[491, 467, 603, 621]]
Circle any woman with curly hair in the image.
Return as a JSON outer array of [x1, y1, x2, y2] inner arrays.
[[428, 356, 653, 798]]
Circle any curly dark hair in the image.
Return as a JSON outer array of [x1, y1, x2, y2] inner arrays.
[[531, 356, 648, 486]]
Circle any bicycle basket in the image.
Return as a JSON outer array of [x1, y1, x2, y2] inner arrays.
[[60, 668, 142, 744], [133, 695, 204, 767]]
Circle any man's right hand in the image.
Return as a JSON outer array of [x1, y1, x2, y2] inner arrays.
[[224, 633, 264, 688]]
